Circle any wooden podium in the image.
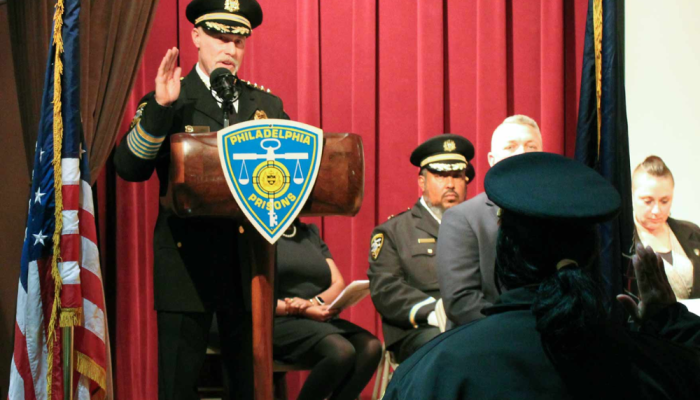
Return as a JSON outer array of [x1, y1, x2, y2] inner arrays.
[[166, 132, 364, 400]]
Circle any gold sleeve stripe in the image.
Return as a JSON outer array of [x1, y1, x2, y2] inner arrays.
[[409, 297, 436, 328], [127, 133, 159, 160], [127, 122, 165, 160], [195, 13, 251, 29], [128, 133, 159, 155], [130, 131, 162, 149], [135, 122, 166, 144], [130, 134, 162, 150]]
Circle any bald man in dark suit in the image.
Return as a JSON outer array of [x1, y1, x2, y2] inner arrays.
[[437, 115, 543, 329]]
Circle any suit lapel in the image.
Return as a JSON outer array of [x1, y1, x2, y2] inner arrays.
[[668, 218, 700, 297], [686, 234, 700, 298], [670, 219, 700, 298], [413, 200, 439, 238], [234, 83, 258, 123], [484, 193, 499, 217], [182, 68, 224, 129]]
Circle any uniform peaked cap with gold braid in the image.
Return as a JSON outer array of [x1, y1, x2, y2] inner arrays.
[[410, 133, 475, 180], [186, 0, 263, 37]]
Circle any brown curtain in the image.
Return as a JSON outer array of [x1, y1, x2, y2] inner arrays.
[[7, 0, 54, 174], [8, 0, 160, 183]]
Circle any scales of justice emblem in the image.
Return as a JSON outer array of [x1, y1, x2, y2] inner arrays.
[[218, 119, 324, 244]]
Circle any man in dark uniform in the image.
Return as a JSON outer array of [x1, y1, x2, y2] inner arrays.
[[114, 1, 288, 399], [367, 134, 475, 363]]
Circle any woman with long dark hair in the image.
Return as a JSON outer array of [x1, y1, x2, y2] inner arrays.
[[382, 152, 700, 400]]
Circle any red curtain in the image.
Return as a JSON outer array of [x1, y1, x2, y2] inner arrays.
[[105, 1, 590, 398]]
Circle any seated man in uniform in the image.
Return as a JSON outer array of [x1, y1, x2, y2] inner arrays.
[[367, 134, 475, 363]]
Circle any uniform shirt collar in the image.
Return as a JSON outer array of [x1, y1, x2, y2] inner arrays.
[[195, 63, 239, 112], [420, 197, 441, 224]]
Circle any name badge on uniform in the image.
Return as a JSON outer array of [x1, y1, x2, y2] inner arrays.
[[218, 119, 323, 244]]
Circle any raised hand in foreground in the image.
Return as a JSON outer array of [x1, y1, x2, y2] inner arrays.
[[617, 243, 677, 323]]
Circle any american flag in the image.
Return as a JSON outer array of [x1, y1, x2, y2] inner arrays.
[[8, 0, 110, 399]]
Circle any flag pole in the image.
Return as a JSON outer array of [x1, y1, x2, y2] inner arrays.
[[63, 326, 74, 399]]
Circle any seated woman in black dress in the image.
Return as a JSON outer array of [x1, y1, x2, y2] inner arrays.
[[274, 221, 382, 400]]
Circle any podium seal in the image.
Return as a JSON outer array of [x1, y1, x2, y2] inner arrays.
[[218, 119, 323, 244]]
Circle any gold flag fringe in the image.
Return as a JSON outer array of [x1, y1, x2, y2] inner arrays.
[[593, 0, 603, 159], [46, 0, 65, 398], [76, 351, 108, 393], [60, 307, 83, 328]]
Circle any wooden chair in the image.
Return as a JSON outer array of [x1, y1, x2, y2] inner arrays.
[[200, 319, 312, 400], [271, 361, 311, 400], [435, 298, 447, 333], [371, 344, 399, 400], [370, 301, 445, 400]]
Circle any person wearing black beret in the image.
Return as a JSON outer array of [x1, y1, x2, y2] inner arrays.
[[383, 152, 700, 400], [367, 133, 475, 363], [113, 1, 288, 399], [437, 115, 543, 330]]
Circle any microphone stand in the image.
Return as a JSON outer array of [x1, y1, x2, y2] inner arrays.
[[210, 71, 238, 128], [222, 101, 233, 128]]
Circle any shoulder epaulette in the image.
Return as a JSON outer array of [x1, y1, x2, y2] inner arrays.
[[240, 79, 272, 93], [387, 208, 411, 220]]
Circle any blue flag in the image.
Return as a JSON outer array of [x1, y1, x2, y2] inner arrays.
[[575, 0, 634, 307]]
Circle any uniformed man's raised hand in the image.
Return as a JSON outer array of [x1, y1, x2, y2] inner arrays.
[[154, 47, 182, 107], [617, 243, 677, 323]]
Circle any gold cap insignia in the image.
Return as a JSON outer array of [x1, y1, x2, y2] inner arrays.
[[224, 0, 240, 12], [427, 162, 467, 172], [254, 110, 268, 120], [204, 21, 249, 35], [370, 233, 384, 260], [443, 139, 456, 152]]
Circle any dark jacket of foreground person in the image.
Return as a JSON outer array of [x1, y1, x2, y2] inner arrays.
[[384, 152, 700, 400], [383, 287, 700, 400]]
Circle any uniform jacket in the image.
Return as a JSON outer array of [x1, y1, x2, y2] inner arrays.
[[437, 192, 500, 328], [668, 217, 700, 298], [383, 287, 700, 400], [114, 66, 289, 312], [367, 199, 441, 347]]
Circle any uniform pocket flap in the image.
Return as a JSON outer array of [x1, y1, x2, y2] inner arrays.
[[411, 243, 436, 257]]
